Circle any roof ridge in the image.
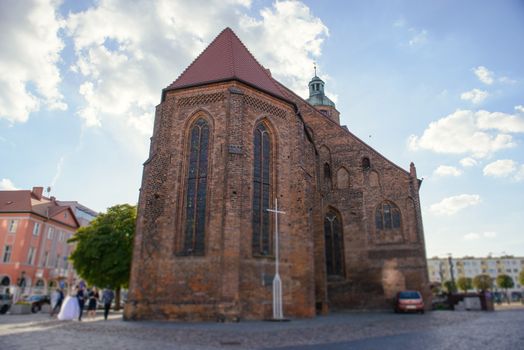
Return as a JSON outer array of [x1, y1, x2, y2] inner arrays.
[[165, 27, 289, 102], [167, 28, 231, 89]]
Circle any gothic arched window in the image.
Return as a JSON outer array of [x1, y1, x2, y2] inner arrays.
[[324, 210, 344, 277], [183, 118, 210, 255], [375, 201, 401, 231], [252, 122, 272, 256]]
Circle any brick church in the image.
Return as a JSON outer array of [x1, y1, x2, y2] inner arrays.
[[125, 28, 430, 321]]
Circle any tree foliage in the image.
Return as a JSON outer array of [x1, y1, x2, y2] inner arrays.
[[69, 204, 136, 291], [442, 280, 456, 293], [473, 274, 493, 291], [520, 270, 524, 286], [496, 274, 514, 290], [456, 277, 473, 292]]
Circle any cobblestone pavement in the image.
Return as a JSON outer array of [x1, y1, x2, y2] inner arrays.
[[1, 308, 523, 350]]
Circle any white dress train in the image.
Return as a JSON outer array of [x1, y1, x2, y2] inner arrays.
[[57, 295, 80, 321]]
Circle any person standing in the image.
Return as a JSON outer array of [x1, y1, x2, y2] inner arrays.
[[50, 288, 64, 317], [101, 288, 114, 321], [87, 287, 99, 319], [76, 285, 86, 321]]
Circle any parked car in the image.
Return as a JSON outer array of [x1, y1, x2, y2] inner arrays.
[[25, 295, 51, 313], [0, 294, 12, 314], [394, 290, 425, 314]]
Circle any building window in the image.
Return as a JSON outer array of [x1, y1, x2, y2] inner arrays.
[[2, 245, 12, 263], [324, 210, 344, 277], [8, 220, 18, 233], [32, 222, 40, 236], [55, 255, 61, 268], [47, 227, 54, 240], [42, 251, 49, 267], [375, 201, 402, 230], [252, 122, 272, 256], [182, 118, 210, 255], [27, 247, 36, 265], [362, 157, 371, 170]]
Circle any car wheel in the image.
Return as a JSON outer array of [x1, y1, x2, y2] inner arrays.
[[31, 305, 39, 313], [0, 305, 8, 314]]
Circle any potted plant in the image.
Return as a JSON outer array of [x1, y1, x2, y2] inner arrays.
[[10, 301, 31, 314]]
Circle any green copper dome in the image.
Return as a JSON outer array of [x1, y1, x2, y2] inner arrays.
[[306, 74, 335, 107]]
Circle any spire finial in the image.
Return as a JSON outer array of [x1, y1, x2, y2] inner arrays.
[[314, 62, 317, 77]]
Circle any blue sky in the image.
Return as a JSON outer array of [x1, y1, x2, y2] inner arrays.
[[1, 0, 523, 258]]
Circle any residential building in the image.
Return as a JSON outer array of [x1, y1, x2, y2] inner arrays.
[[427, 256, 523, 293], [0, 186, 94, 298]]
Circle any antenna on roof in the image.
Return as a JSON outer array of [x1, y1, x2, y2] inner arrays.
[[46, 187, 51, 197], [314, 62, 317, 77]]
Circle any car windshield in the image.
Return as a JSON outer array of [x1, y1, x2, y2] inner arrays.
[[399, 291, 421, 299], [28, 296, 40, 301]]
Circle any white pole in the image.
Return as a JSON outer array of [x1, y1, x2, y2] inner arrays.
[[267, 198, 285, 320]]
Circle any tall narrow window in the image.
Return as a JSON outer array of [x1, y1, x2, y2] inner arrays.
[[183, 118, 210, 255], [324, 210, 344, 277], [252, 122, 272, 256], [375, 201, 402, 230], [8, 220, 18, 233], [2, 245, 12, 263]]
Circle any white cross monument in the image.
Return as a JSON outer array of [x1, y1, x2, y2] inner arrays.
[[267, 198, 286, 320]]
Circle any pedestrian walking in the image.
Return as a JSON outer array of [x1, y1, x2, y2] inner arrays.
[[50, 288, 64, 317], [76, 285, 86, 321], [101, 288, 114, 320], [87, 287, 99, 319]]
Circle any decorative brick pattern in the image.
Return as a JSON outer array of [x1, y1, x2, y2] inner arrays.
[[244, 95, 288, 119], [177, 92, 224, 107]]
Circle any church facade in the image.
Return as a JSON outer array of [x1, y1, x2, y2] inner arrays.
[[124, 28, 430, 321]]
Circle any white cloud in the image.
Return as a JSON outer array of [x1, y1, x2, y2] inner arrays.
[[460, 157, 478, 167], [464, 231, 497, 240], [515, 165, 524, 182], [430, 194, 481, 216], [0, 0, 66, 123], [0, 178, 18, 190], [408, 109, 521, 158], [464, 233, 480, 240], [408, 29, 428, 46], [460, 88, 488, 104], [483, 231, 497, 238], [434, 165, 462, 177], [483, 159, 517, 178], [515, 105, 524, 114], [65, 0, 328, 155], [473, 66, 494, 85], [476, 110, 524, 133]]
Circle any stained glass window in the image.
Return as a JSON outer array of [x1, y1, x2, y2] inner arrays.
[[375, 201, 401, 231], [183, 118, 209, 255], [252, 123, 272, 256], [324, 210, 344, 277]]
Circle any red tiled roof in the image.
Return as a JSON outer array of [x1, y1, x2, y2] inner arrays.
[[165, 27, 288, 101], [0, 189, 79, 228], [0, 190, 32, 212]]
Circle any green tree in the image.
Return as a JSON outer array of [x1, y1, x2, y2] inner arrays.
[[496, 274, 514, 304], [472, 274, 493, 291], [519, 270, 524, 286], [456, 277, 473, 292], [442, 280, 456, 294], [69, 204, 136, 310]]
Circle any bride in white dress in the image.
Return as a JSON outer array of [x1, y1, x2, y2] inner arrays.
[[57, 292, 80, 321]]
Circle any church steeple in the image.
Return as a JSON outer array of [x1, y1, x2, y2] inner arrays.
[[306, 66, 339, 124]]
